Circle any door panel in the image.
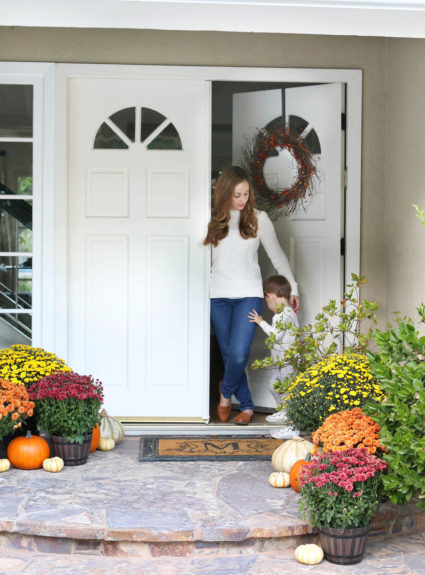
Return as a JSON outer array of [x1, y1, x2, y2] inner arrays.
[[233, 83, 344, 408], [68, 78, 210, 420]]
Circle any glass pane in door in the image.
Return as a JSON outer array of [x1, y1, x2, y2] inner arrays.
[[0, 85, 33, 138], [0, 143, 33, 195]]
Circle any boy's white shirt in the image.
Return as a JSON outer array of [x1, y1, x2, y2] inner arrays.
[[259, 306, 299, 363]]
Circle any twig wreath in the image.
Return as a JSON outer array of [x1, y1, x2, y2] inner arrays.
[[243, 125, 319, 218]]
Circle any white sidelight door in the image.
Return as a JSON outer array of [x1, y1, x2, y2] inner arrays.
[[233, 84, 345, 408], [67, 77, 210, 420]]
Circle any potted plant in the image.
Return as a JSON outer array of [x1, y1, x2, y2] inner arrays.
[[0, 344, 71, 436], [0, 378, 35, 457], [28, 371, 103, 466], [298, 447, 387, 564], [282, 353, 384, 433], [312, 407, 384, 456], [0, 344, 70, 388]]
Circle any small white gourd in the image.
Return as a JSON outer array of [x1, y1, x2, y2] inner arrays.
[[268, 471, 290, 488], [295, 544, 324, 565], [272, 436, 314, 473], [98, 437, 115, 451], [0, 458, 10, 472], [42, 457, 64, 473]]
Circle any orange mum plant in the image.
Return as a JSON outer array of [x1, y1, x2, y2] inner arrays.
[[0, 378, 35, 440], [312, 407, 384, 455]]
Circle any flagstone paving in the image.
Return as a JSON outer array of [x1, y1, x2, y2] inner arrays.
[[1, 533, 425, 574], [0, 436, 424, 573]]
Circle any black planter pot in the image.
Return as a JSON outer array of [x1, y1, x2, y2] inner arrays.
[[0, 439, 7, 459], [319, 525, 370, 565], [49, 433, 92, 466]]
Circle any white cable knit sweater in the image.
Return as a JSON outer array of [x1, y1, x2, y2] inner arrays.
[[210, 209, 298, 298]]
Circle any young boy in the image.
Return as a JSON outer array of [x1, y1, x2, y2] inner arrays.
[[248, 275, 299, 432]]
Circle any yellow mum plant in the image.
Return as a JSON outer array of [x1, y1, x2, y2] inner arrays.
[[0, 345, 70, 388], [283, 353, 384, 433]]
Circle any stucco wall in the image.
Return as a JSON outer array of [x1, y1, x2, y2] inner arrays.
[[0, 27, 391, 318], [385, 39, 425, 324]]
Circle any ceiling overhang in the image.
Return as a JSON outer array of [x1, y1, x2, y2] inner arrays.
[[1, 0, 425, 38]]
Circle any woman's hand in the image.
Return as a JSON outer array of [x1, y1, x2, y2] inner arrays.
[[248, 310, 263, 325], [291, 295, 300, 313]]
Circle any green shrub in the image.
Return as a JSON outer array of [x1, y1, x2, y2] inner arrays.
[[364, 305, 425, 508], [251, 274, 378, 396]]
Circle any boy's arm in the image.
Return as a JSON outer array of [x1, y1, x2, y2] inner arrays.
[[265, 310, 296, 343], [258, 319, 274, 336]]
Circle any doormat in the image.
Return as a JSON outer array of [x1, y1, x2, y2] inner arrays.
[[139, 435, 283, 462]]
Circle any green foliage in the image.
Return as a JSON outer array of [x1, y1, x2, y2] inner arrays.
[[35, 396, 100, 444], [299, 448, 387, 529], [413, 204, 425, 227], [251, 274, 378, 394], [364, 305, 425, 508], [283, 353, 383, 433]]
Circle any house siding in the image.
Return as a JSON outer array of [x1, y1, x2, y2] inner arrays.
[[1, 27, 422, 323]]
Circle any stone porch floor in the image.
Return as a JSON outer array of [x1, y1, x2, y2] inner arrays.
[[0, 436, 425, 574]]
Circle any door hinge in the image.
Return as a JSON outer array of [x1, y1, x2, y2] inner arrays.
[[340, 237, 346, 257], [341, 112, 346, 130]]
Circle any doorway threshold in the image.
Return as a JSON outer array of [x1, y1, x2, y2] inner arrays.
[[123, 422, 293, 437]]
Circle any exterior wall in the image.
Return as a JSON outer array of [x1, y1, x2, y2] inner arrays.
[[0, 27, 390, 318], [386, 38, 425, 324]]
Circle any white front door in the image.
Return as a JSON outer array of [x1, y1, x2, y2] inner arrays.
[[233, 84, 345, 408], [67, 77, 210, 420]]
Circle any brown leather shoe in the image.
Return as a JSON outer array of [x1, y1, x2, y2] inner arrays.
[[234, 411, 253, 425], [217, 403, 232, 423], [217, 380, 231, 422]]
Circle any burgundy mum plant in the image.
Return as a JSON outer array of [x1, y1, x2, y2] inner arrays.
[[28, 372, 103, 444], [298, 448, 387, 530]]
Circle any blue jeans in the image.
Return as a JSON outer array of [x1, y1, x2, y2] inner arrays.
[[210, 297, 263, 412]]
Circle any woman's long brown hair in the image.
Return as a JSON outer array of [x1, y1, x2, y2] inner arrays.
[[204, 166, 258, 247]]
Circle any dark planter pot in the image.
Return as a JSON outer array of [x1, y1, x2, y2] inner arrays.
[[319, 525, 370, 565], [0, 438, 7, 459], [49, 433, 93, 466]]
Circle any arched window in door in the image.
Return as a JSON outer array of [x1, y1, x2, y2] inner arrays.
[[93, 107, 183, 150]]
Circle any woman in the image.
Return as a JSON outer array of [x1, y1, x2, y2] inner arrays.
[[204, 166, 299, 425]]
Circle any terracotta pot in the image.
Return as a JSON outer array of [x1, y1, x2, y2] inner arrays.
[[49, 433, 93, 466], [319, 524, 370, 564]]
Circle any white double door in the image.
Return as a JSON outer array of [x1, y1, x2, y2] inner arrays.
[[67, 77, 210, 420]]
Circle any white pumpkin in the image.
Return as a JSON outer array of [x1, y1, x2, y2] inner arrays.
[[268, 471, 290, 488], [42, 456, 64, 473], [99, 409, 125, 444], [98, 437, 115, 451], [272, 436, 314, 473], [295, 544, 324, 565], [0, 458, 10, 472]]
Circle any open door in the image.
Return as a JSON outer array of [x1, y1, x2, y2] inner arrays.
[[233, 83, 345, 408]]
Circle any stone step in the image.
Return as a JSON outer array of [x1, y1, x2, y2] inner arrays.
[[1, 498, 423, 559], [1, 533, 425, 575], [1, 438, 424, 561]]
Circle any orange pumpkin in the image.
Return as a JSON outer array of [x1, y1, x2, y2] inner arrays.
[[90, 423, 101, 453], [7, 431, 50, 470], [290, 458, 312, 492]]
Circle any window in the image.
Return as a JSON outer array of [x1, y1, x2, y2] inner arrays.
[[0, 84, 33, 342], [94, 106, 182, 150]]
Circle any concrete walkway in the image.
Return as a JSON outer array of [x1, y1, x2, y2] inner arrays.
[[0, 436, 424, 574]]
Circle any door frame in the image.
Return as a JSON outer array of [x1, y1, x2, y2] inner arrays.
[[49, 64, 360, 417], [0, 61, 56, 348]]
